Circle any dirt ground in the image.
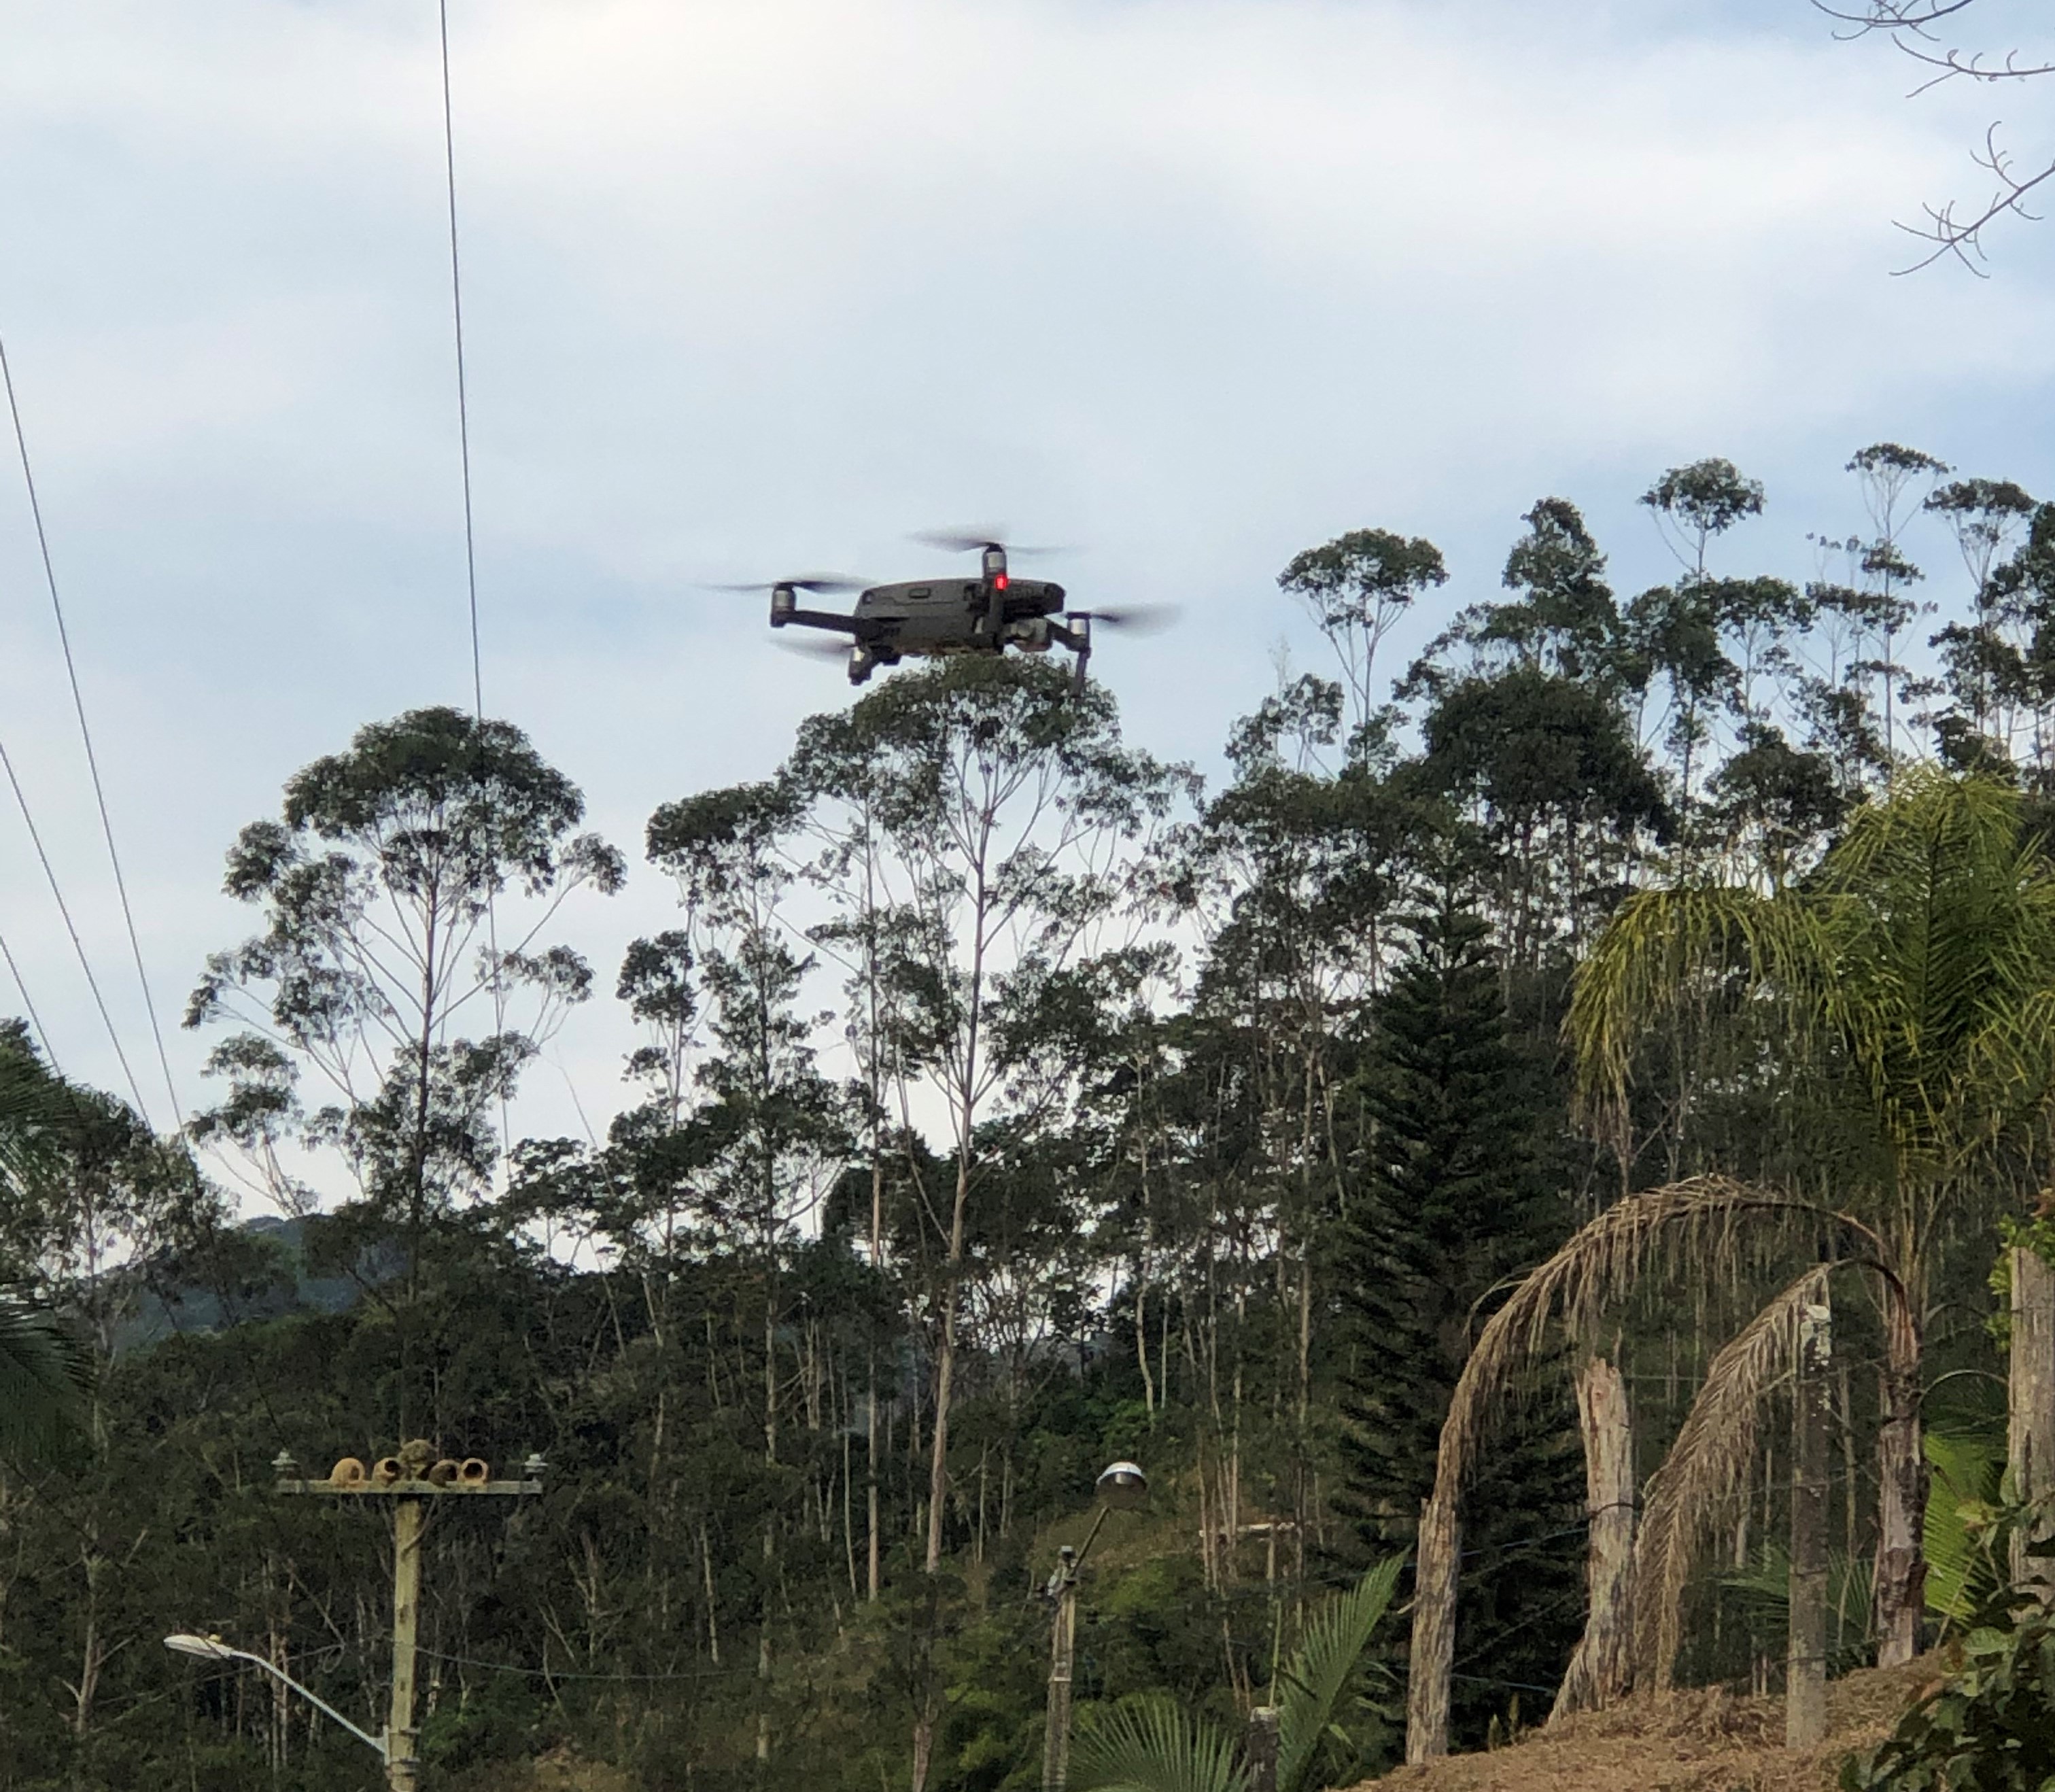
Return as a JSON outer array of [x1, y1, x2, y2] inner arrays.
[[1355, 1657, 1941, 1792]]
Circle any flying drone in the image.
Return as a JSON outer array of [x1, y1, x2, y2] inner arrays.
[[716, 531, 1172, 688]]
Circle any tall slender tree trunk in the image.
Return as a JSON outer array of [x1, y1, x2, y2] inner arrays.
[[2009, 1241, 2055, 1598], [1551, 1355, 1635, 1722], [1787, 1297, 1831, 1750], [1873, 1283, 1927, 1666], [1404, 1489, 1460, 1765], [925, 1150, 971, 1573]]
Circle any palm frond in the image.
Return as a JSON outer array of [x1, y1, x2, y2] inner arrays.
[[1071, 1695, 1245, 1792], [1436, 1179, 1851, 1504], [0, 1292, 93, 1463], [1632, 1265, 1828, 1687], [1275, 1555, 1403, 1792], [1721, 1540, 1873, 1674], [1922, 1428, 2005, 1625]]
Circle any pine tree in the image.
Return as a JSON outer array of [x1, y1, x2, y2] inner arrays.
[[1337, 869, 1582, 1743]]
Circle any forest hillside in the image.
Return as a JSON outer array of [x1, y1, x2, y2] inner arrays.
[[5, 449, 2055, 1791]]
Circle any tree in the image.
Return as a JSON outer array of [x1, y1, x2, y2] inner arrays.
[[187, 707, 623, 1238], [1277, 530, 1446, 748], [1572, 769, 2055, 1666], [186, 708, 623, 1442], [0, 1027, 92, 1463], [789, 658, 1184, 1789], [1336, 868, 1578, 1743], [1816, 0, 2055, 268]]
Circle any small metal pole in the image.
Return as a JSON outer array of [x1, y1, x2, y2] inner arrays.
[[1244, 1706, 1280, 1792]]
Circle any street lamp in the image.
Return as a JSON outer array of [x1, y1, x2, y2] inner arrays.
[[1042, 1461, 1150, 1792], [165, 1634, 390, 1763]]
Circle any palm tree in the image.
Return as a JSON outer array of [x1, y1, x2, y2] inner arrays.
[[0, 1028, 94, 1461], [1405, 771, 2055, 1757], [1071, 1556, 1402, 1792]]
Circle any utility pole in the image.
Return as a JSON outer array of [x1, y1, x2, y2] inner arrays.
[[1040, 1462, 1147, 1792], [275, 1440, 542, 1791], [1041, 1542, 1082, 1792]]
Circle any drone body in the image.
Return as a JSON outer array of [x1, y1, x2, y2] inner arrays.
[[731, 537, 1164, 689]]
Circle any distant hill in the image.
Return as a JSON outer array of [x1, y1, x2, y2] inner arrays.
[[115, 1214, 404, 1352]]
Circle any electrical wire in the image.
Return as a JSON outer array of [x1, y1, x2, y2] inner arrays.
[[436, 0, 483, 717], [433, 0, 511, 1171], [0, 921, 58, 1069], [0, 328, 183, 1131], [0, 731, 154, 1124], [415, 1645, 726, 1683]]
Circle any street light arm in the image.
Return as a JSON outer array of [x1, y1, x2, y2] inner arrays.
[[172, 1641, 387, 1760], [1070, 1504, 1111, 1575]]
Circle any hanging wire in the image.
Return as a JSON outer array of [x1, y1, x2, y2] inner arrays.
[[0, 328, 183, 1130], [0, 733, 154, 1124], [0, 923, 56, 1069], [434, 0, 513, 1171], [436, 0, 484, 719]]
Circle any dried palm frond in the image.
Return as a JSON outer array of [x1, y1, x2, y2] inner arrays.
[[1632, 1265, 1829, 1687], [1433, 1179, 1860, 1503]]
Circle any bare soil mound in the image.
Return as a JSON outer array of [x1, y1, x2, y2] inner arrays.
[[1356, 1657, 1940, 1792]]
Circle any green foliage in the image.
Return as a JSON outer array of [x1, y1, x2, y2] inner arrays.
[[1071, 1560, 1402, 1792], [1842, 1507, 2055, 1792]]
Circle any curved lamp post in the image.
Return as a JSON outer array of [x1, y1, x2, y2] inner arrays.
[[1042, 1461, 1149, 1792], [165, 1634, 388, 1763]]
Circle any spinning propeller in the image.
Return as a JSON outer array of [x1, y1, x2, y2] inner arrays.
[[709, 572, 869, 595]]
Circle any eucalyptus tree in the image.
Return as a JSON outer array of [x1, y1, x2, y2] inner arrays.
[[789, 657, 1184, 1577], [644, 778, 848, 1776], [1277, 528, 1446, 748], [1402, 499, 1662, 972], [186, 707, 624, 1238]]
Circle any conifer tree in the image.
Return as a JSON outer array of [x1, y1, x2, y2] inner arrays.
[[1337, 867, 1581, 1741]]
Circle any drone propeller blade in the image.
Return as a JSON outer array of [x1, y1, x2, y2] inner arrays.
[[1067, 604, 1179, 636], [910, 528, 1071, 558], [911, 526, 1011, 555], [710, 572, 869, 595], [773, 635, 855, 662]]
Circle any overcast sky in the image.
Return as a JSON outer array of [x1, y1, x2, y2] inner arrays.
[[3, 0, 2052, 1186]]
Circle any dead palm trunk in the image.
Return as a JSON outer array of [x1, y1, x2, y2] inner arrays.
[[1404, 1489, 1459, 1765], [1787, 1296, 1831, 1749], [1549, 1354, 1636, 1722]]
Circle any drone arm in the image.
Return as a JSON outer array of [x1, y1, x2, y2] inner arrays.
[[783, 610, 865, 637]]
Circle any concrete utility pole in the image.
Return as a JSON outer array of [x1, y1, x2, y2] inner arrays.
[[275, 1441, 542, 1791]]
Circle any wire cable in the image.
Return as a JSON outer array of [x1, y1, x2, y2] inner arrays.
[[0, 732, 154, 1124], [0, 921, 58, 1069], [434, 0, 512, 1173], [436, 0, 483, 718], [0, 328, 183, 1131]]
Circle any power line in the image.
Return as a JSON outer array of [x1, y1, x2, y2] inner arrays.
[[436, 0, 483, 719], [415, 1645, 726, 1683], [0, 731, 154, 1124], [0, 921, 58, 1071], [0, 328, 183, 1131], [434, 0, 512, 1171]]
